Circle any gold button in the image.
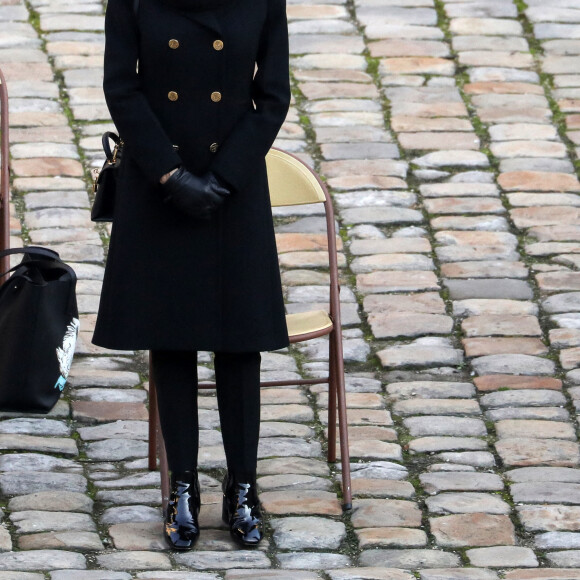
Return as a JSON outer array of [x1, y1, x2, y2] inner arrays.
[[213, 39, 224, 51], [168, 39, 179, 49], [168, 91, 179, 101], [209, 142, 218, 153], [211, 91, 222, 102]]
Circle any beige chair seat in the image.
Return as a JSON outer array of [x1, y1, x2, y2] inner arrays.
[[286, 310, 333, 340]]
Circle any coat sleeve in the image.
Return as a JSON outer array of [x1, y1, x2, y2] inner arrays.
[[103, 0, 182, 183], [209, 0, 290, 192]]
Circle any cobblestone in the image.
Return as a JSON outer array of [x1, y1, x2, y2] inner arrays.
[[271, 516, 346, 549], [360, 550, 461, 569], [466, 547, 538, 568], [426, 492, 509, 515], [430, 513, 515, 547]]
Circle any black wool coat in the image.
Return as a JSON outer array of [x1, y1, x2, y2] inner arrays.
[[92, 0, 291, 352]]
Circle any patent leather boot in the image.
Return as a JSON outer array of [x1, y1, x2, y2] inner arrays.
[[164, 470, 200, 550], [222, 473, 263, 546]]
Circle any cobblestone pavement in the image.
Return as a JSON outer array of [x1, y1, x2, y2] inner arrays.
[[4, 0, 580, 577]]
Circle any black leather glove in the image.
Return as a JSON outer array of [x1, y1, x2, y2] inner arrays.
[[162, 167, 230, 220]]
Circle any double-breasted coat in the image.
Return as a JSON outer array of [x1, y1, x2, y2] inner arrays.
[[92, 0, 291, 352]]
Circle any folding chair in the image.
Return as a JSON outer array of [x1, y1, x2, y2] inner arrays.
[[148, 148, 352, 511], [0, 68, 10, 277]]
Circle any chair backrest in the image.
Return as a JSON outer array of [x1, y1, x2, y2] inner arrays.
[[266, 148, 326, 207], [0, 68, 10, 278], [266, 147, 342, 331]]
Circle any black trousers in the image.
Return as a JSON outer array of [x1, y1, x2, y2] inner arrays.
[[151, 350, 261, 481]]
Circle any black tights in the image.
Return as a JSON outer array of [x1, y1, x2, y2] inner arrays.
[[151, 350, 261, 481]]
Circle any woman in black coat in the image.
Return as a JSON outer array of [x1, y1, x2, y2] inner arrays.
[[93, 0, 290, 550]]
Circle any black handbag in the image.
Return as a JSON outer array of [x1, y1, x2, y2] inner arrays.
[[91, 131, 123, 222], [0, 247, 79, 413]]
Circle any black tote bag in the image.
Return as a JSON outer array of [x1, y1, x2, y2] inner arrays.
[[0, 247, 79, 413]]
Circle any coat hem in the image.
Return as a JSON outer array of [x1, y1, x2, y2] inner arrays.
[[91, 335, 290, 353]]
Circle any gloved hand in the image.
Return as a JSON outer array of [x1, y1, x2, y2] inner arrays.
[[162, 167, 230, 220]]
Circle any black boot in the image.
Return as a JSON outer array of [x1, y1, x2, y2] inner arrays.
[[164, 470, 200, 550], [222, 473, 263, 547]]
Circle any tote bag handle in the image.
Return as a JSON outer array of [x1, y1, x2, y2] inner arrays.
[[0, 246, 78, 316], [0, 247, 76, 279]]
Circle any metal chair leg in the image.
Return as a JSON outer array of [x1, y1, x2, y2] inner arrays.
[[148, 352, 169, 513], [148, 352, 158, 471], [333, 330, 352, 510], [327, 332, 338, 464], [158, 413, 170, 515]]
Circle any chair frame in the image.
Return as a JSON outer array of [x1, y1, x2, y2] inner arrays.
[[148, 148, 353, 511], [0, 68, 10, 277]]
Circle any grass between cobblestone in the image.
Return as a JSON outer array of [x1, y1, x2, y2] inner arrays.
[[6, 0, 580, 572], [515, 2, 580, 177], [353, 0, 580, 568]]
